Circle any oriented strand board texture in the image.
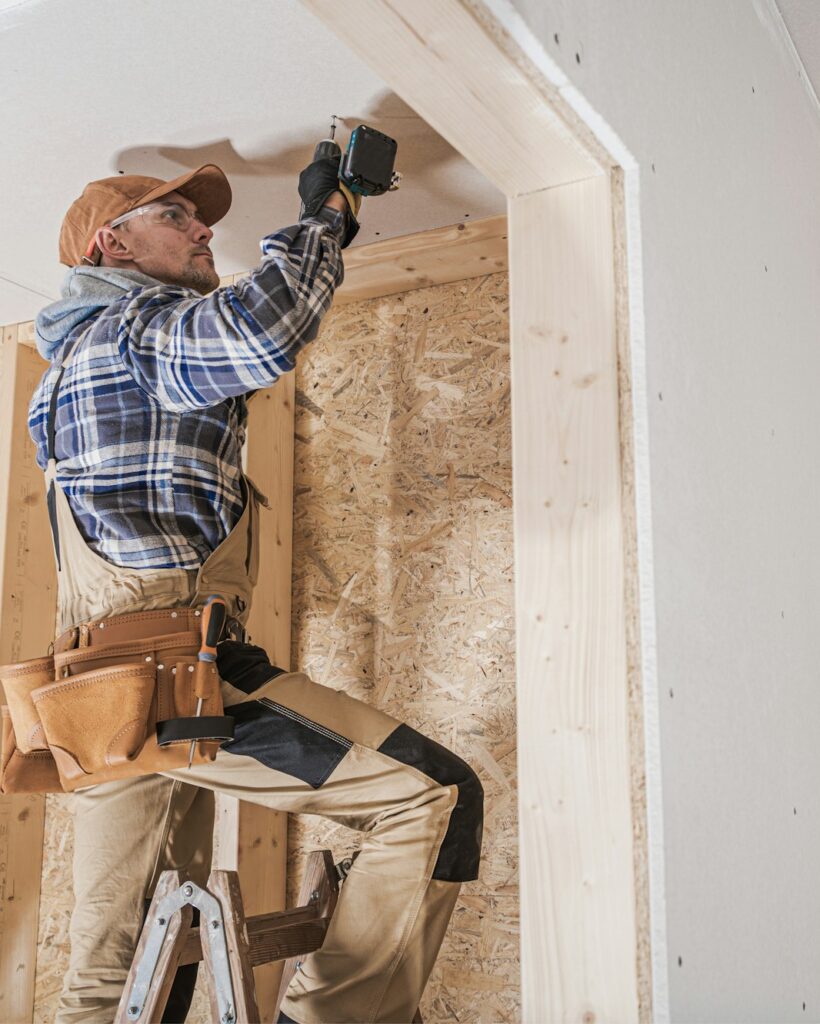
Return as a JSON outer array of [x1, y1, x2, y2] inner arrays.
[[287, 272, 519, 1022], [33, 793, 72, 1020]]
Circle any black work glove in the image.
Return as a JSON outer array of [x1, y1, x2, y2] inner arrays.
[[298, 156, 360, 248]]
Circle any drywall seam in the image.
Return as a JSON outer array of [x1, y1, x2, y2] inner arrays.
[[475, 2, 669, 1020], [763, 0, 820, 122]]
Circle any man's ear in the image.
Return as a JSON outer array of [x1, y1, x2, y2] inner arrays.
[[94, 225, 135, 264]]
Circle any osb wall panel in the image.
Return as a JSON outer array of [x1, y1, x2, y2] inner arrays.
[[287, 272, 519, 1023], [33, 271, 517, 1023]]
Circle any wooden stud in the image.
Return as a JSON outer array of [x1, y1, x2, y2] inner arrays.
[[509, 176, 639, 1020], [0, 328, 54, 1023], [214, 344, 295, 1020]]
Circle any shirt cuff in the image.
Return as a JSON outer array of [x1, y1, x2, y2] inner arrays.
[[311, 204, 348, 241]]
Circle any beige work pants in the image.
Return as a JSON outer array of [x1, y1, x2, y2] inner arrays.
[[57, 775, 215, 1023], [48, 437, 482, 1022], [59, 663, 483, 1024]]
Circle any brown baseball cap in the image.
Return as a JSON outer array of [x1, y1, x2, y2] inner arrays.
[[59, 164, 232, 266]]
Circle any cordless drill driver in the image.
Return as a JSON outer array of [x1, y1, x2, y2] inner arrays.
[[298, 116, 400, 246]]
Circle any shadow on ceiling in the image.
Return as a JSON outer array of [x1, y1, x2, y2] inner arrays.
[[112, 91, 475, 267]]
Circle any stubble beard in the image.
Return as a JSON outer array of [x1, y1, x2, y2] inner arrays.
[[180, 258, 219, 295], [141, 238, 219, 294]]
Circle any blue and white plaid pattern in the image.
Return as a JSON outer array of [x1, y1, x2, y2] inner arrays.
[[28, 208, 345, 570]]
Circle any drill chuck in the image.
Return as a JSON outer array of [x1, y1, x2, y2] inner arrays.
[[314, 114, 341, 165], [313, 138, 342, 163]]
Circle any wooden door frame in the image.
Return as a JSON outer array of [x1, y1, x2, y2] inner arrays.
[[0, 0, 668, 1018], [300, 1, 665, 1020]]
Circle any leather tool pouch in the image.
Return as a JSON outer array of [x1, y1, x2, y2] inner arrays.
[[0, 656, 62, 794], [1, 627, 235, 793]]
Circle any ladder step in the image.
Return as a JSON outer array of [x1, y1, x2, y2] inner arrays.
[[177, 910, 330, 968]]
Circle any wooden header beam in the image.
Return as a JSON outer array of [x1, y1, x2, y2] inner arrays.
[[302, 0, 598, 196]]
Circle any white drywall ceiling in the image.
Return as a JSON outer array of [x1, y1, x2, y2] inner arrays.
[[0, 0, 504, 327]]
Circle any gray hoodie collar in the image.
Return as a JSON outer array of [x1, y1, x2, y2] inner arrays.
[[35, 266, 163, 361]]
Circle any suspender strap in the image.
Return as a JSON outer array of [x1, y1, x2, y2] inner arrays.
[[45, 334, 85, 571], [46, 365, 69, 571], [47, 365, 67, 462]]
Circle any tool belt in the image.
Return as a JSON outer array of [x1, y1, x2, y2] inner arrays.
[[0, 607, 235, 794]]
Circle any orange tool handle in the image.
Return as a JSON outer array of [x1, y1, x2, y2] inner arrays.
[[198, 595, 227, 663]]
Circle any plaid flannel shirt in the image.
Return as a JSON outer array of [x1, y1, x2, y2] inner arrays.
[[28, 207, 345, 570]]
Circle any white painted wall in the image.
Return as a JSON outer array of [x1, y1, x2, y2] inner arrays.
[[504, 0, 820, 1020]]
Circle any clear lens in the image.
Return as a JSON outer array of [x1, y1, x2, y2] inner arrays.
[[110, 202, 199, 232]]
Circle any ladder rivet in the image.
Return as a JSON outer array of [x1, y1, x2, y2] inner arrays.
[[183, 884, 194, 897], [188, 665, 195, 673], [158, 917, 166, 925], [310, 890, 320, 902], [212, 919, 220, 929]]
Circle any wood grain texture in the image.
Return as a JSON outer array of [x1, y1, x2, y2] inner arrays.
[[509, 177, 639, 1021], [0, 329, 53, 1023], [213, 350, 294, 1019], [274, 850, 337, 1020], [202, 871, 260, 1024], [336, 215, 508, 305], [300, 0, 597, 196]]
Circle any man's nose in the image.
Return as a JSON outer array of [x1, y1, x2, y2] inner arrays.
[[191, 219, 213, 244]]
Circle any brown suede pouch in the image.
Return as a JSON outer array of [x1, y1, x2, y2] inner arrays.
[[37, 631, 226, 791], [1, 654, 55, 753], [33, 663, 157, 783], [0, 706, 62, 794]]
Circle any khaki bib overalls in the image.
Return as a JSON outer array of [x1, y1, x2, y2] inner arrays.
[[46, 340, 482, 1024]]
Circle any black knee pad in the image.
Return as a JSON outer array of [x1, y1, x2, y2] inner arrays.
[[378, 724, 484, 882], [216, 640, 285, 696]]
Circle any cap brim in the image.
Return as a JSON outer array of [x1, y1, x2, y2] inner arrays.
[[135, 164, 232, 226]]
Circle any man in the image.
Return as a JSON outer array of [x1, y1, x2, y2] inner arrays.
[[28, 159, 483, 1023]]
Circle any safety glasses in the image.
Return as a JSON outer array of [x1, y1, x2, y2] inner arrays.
[[109, 201, 204, 232]]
